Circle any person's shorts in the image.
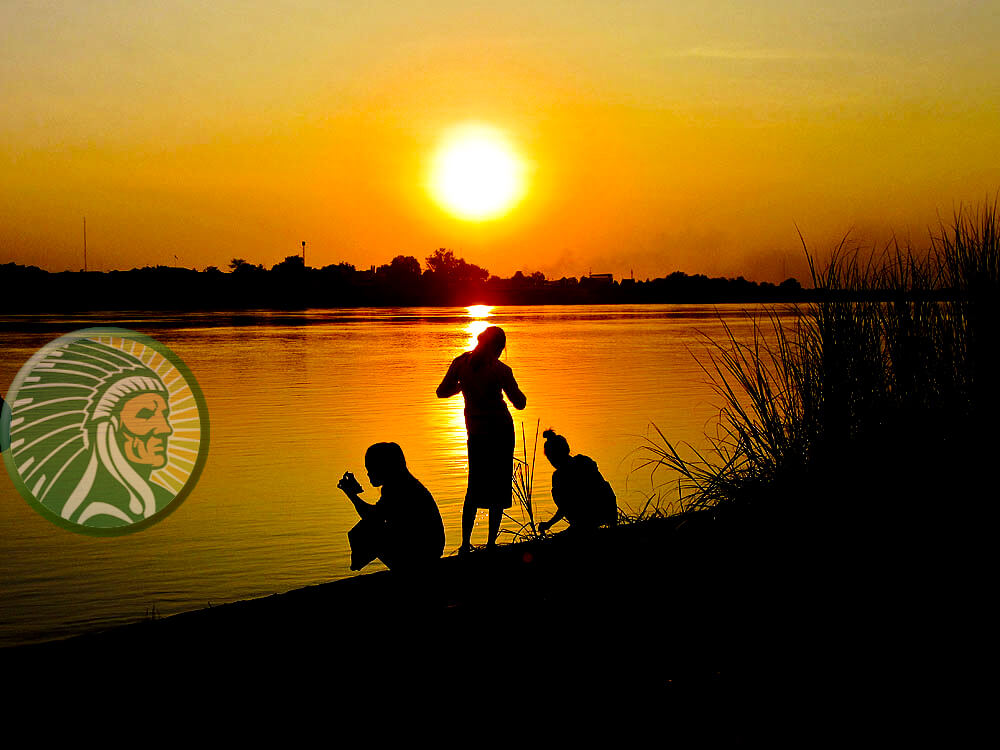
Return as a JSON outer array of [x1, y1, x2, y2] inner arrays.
[[466, 425, 515, 510]]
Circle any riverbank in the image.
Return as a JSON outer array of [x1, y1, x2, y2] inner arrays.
[[4, 507, 831, 704], [4, 502, 965, 733], [7, 514, 750, 685]]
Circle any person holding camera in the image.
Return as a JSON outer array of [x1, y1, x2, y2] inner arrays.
[[338, 442, 445, 572]]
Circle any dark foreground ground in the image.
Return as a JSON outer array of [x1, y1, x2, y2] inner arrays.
[[4, 504, 972, 734], [9, 514, 740, 680]]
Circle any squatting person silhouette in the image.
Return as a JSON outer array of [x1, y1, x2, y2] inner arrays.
[[338, 442, 445, 572], [537, 429, 618, 534], [437, 325, 526, 554]]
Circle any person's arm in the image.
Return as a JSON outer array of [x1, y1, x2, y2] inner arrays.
[[538, 472, 565, 534], [337, 473, 380, 521], [341, 487, 380, 521], [502, 366, 526, 410], [537, 509, 564, 534], [436, 355, 464, 398]]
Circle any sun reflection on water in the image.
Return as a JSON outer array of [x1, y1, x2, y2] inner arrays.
[[466, 305, 493, 318], [464, 305, 494, 350], [465, 320, 490, 350]]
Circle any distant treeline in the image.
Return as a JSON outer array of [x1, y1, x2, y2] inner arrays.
[[0, 248, 811, 311]]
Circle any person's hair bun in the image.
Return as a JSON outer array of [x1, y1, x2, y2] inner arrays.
[[541, 429, 570, 458]]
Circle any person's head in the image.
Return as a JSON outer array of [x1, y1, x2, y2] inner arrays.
[[475, 326, 506, 361], [364, 441, 408, 487], [542, 429, 570, 468]]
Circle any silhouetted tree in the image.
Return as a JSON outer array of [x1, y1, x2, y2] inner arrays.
[[272, 255, 305, 272], [0, 262, 44, 274], [389, 255, 422, 277], [321, 262, 356, 276], [377, 255, 422, 284], [780, 278, 802, 291], [425, 249, 488, 283], [426, 249, 460, 276], [230, 258, 265, 273]]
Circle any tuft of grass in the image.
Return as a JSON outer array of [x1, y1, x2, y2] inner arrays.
[[504, 419, 541, 542], [615, 484, 685, 523], [630, 306, 808, 517], [635, 197, 1000, 521]]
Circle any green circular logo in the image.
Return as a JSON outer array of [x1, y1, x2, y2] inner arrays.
[[3, 327, 209, 535]]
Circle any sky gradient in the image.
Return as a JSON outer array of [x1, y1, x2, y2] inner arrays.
[[2, 1, 998, 281]]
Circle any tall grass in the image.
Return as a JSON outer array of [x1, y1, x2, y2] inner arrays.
[[638, 198, 999, 520], [505, 419, 541, 541]]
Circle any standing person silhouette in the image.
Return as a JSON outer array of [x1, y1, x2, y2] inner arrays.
[[437, 325, 526, 554]]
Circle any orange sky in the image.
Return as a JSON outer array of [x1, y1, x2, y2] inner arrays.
[[2, 1, 998, 282]]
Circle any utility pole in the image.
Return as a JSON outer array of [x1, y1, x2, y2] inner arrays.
[[83, 217, 87, 272], [301, 240, 306, 268]]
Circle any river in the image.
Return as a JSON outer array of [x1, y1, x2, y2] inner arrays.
[[0, 304, 794, 646]]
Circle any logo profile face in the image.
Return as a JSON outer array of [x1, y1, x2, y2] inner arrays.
[[3, 328, 209, 535]]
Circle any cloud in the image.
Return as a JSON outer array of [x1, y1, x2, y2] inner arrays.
[[666, 47, 840, 62]]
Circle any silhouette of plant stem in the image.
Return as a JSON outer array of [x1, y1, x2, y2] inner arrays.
[[505, 419, 540, 541]]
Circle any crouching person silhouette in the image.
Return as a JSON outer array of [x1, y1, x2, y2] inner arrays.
[[537, 429, 618, 535], [338, 442, 445, 572]]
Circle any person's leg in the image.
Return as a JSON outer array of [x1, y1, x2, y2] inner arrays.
[[485, 424, 513, 549], [461, 499, 477, 551], [487, 507, 502, 548], [461, 436, 481, 553]]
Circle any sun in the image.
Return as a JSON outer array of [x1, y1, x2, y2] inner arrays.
[[429, 123, 527, 221]]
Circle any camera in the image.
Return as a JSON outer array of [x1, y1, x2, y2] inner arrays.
[[338, 471, 363, 494]]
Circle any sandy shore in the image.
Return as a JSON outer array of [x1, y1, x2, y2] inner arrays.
[[9, 517, 732, 655], [7, 509, 825, 733]]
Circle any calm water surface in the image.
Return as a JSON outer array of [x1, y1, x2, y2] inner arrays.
[[0, 304, 793, 646]]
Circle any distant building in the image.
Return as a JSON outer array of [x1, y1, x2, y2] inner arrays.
[[588, 272, 614, 285]]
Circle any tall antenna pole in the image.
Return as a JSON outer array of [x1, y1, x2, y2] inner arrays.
[[83, 217, 88, 272]]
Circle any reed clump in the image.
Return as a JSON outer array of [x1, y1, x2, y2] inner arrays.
[[505, 419, 541, 542], [638, 198, 999, 527]]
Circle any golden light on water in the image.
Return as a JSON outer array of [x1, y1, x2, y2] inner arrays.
[[466, 305, 493, 318], [429, 124, 526, 221], [465, 320, 490, 351], [464, 305, 495, 350]]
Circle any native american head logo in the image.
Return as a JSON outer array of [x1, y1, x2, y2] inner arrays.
[[3, 328, 209, 535]]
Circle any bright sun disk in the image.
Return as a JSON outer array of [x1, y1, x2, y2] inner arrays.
[[430, 124, 526, 221]]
